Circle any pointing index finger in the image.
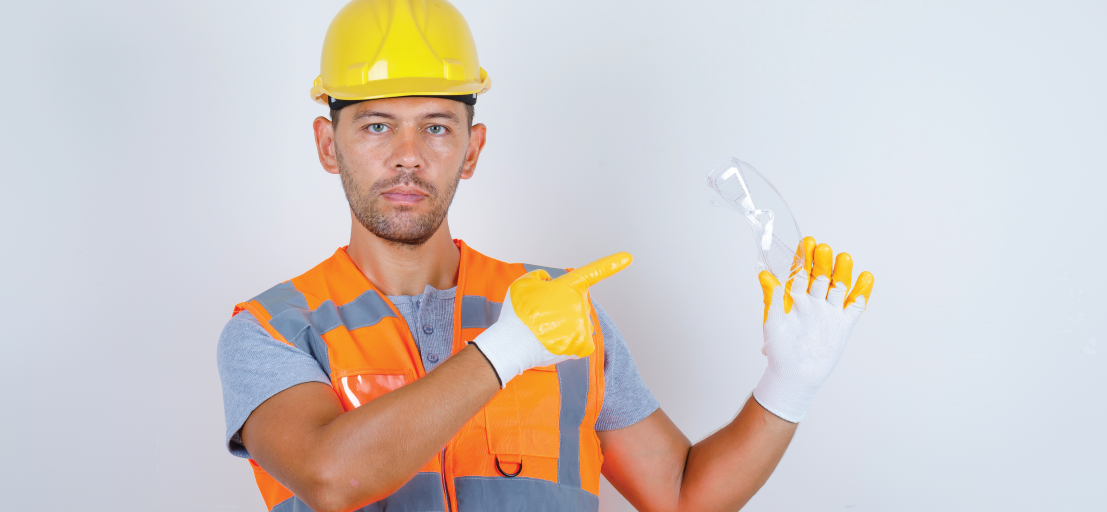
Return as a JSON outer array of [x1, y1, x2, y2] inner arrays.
[[557, 252, 633, 292]]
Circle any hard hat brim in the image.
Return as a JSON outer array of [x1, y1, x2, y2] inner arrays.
[[313, 71, 491, 106]]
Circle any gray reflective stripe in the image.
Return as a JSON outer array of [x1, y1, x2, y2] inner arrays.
[[304, 300, 343, 333], [268, 307, 333, 377], [358, 472, 445, 512], [522, 263, 568, 279], [272, 292, 396, 337], [454, 476, 598, 512], [271, 472, 445, 512], [271, 495, 313, 512], [556, 358, 589, 488], [253, 284, 397, 378], [339, 290, 397, 331], [461, 295, 502, 329], [250, 282, 332, 376], [252, 281, 308, 317]]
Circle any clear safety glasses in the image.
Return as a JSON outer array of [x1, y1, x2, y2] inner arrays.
[[707, 158, 804, 281]]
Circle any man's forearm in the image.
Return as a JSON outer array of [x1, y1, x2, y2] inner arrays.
[[677, 396, 797, 511], [244, 344, 500, 512]]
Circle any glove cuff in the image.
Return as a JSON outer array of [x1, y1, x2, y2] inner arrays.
[[468, 343, 502, 387], [752, 366, 821, 423], [471, 316, 531, 388], [472, 291, 579, 388]]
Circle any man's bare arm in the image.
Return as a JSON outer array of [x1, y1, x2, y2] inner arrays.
[[600, 240, 872, 510], [240, 345, 499, 512], [598, 396, 797, 512]]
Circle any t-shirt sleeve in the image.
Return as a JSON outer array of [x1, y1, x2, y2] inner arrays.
[[593, 303, 660, 431], [216, 310, 331, 459]]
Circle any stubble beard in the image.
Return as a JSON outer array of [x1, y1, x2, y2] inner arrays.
[[337, 149, 463, 247]]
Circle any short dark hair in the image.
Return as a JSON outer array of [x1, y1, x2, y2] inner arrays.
[[330, 103, 475, 133]]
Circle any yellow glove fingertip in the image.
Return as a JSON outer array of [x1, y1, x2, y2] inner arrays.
[[812, 243, 833, 279], [844, 271, 875, 308], [758, 270, 780, 324], [558, 252, 633, 292], [831, 252, 854, 290], [801, 237, 817, 274], [758, 270, 781, 290]]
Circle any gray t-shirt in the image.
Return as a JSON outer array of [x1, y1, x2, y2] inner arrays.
[[217, 285, 659, 458]]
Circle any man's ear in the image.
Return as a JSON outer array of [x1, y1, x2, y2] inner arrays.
[[461, 123, 487, 180], [314, 116, 339, 175]]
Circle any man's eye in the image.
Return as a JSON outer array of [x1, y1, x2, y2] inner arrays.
[[367, 123, 389, 133], [426, 125, 447, 135]]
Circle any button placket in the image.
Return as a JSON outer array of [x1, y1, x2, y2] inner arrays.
[[416, 288, 435, 369]]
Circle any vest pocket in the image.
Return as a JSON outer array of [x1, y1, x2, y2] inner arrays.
[[483, 366, 562, 473], [332, 369, 415, 411]]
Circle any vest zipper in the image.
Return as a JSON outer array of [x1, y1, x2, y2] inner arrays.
[[440, 448, 452, 512]]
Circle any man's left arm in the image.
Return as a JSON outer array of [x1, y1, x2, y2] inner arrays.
[[599, 398, 795, 511], [599, 239, 874, 511]]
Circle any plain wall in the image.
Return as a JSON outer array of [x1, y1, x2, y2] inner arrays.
[[1, 0, 1104, 510]]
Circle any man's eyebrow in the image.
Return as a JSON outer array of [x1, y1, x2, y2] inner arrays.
[[422, 111, 460, 123], [350, 110, 396, 122], [348, 110, 460, 123]]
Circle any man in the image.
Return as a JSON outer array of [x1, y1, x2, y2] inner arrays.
[[217, 1, 875, 511]]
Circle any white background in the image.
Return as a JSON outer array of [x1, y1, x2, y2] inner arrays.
[[1, 0, 1104, 510]]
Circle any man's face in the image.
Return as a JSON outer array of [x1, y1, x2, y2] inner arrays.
[[316, 97, 484, 246]]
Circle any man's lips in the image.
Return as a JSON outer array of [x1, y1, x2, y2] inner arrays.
[[380, 186, 429, 205]]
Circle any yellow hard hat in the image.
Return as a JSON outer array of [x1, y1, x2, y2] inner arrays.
[[311, 0, 491, 107]]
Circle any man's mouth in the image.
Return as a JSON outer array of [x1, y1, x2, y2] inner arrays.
[[380, 186, 429, 205]]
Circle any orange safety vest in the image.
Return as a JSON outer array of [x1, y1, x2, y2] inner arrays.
[[233, 240, 606, 512]]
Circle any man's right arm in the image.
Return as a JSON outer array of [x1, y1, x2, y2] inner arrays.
[[241, 343, 499, 512], [235, 253, 632, 512]]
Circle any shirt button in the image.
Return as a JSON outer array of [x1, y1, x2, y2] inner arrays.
[[428, 353, 439, 363], [423, 324, 434, 335]]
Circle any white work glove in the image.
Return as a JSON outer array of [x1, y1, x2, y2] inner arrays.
[[473, 253, 632, 387], [753, 239, 874, 422]]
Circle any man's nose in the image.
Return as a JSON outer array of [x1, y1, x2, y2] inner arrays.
[[390, 127, 426, 171]]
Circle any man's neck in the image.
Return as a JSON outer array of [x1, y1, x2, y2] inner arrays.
[[345, 211, 461, 297]]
